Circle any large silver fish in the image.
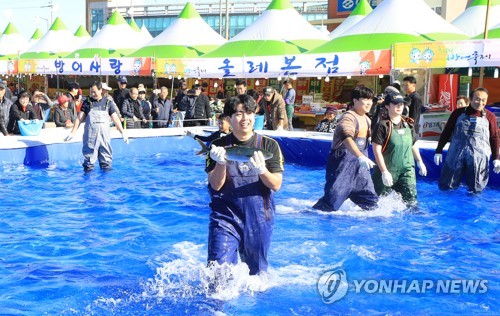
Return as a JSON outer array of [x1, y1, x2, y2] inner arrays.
[[196, 138, 273, 162]]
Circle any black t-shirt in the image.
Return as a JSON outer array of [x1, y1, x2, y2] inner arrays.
[[205, 132, 284, 174], [372, 119, 416, 147], [81, 97, 118, 116]]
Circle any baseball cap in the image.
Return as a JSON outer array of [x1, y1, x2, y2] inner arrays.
[[57, 95, 69, 105], [101, 82, 112, 91], [117, 75, 127, 84], [384, 92, 406, 105], [263, 86, 274, 96], [0, 83, 5, 89]]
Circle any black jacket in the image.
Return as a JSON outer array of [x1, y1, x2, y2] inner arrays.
[[8, 101, 37, 134]]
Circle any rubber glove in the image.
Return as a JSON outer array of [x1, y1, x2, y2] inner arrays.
[[276, 125, 284, 131], [210, 145, 226, 165], [358, 156, 375, 171], [249, 151, 267, 175], [381, 171, 393, 187], [64, 133, 74, 142], [434, 154, 442, 166], [416, 160, 427, 176], [185, 130, 196, 138], [493, 160, 500, 174], [122, 132, 129, 144]]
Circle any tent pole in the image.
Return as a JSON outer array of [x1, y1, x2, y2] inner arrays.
[[478, 0, 491, 87]]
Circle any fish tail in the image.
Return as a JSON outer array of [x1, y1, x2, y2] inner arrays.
[[195, 138, 210, 156]]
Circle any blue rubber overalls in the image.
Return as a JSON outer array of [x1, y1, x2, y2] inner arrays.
[[207, 134, 275, 275], [82, 99, 112, 171], [372, 120, 417, 204], [439, 111, 491, 192], [313, 115, 379, 212]]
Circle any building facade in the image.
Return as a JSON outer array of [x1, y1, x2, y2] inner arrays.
[[86, 0, 328, 38]]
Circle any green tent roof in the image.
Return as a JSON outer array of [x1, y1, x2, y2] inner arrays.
[[74, 25, 90, 38], [129, 18, 141, 32], [30, 28, 43, 40], [178, 2, 202, 19]]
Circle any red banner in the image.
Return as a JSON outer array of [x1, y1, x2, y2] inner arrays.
[[438, 74, 459, 111]]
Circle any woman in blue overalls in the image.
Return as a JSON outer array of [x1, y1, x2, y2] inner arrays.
[[65, 81, 128, 171], [206, 95, 284, 275]]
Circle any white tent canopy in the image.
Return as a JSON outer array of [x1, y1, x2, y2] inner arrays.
[[452, 0, 500, 38]]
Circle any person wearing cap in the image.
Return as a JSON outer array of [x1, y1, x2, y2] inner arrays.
[[206, 94, 284, 276], [371, 92, 427, 206], [65, 81, 128, 172], [402, 76, 423, 135], [261, 86, 287, 131], [313, 86, 379, 212], [151, 86, 174, 128], [434, 87, 500, 192], [66, 81, 80, 118], [54, 95, 76, 128], [137, 85, 152, 128], [283, 79, 296, 131], [315, 107, 338, 133], [8, 92, 37, 135], [113, 76, 130, 127], [0, 82, 13, 135]]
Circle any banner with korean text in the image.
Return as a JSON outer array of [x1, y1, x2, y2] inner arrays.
[[15, 57, 153, 76], [155, 50, 391, 78], [393, 39, 500, 69]]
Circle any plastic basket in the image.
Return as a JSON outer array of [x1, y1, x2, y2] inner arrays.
[[18, 120, 44, 136], [254, 115, 265, 130]]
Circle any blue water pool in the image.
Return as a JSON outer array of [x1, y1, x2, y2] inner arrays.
[[0, 136, 498, 315]]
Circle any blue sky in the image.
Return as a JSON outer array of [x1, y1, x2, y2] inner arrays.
[[0, 0, 86, 38]]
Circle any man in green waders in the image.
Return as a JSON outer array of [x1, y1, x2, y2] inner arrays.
[[371, 92, 427, 205]]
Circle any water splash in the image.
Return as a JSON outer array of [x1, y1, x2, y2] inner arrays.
[[276, 191, 408, 218]]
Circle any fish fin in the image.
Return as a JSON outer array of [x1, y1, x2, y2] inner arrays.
[[195, 138, 209, 156]]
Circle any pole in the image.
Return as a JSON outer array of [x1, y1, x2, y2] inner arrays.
[[478, 0, 491, 87], [219, 0, 222, 36], [225, 0, 229, 40]]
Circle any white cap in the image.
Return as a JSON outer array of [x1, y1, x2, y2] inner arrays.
[[102, 82, 112, 91]]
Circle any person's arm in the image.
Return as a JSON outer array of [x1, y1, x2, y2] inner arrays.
[[486, 111, 500, 160], [208, 163, 227, 191], [372, 143, 388, 172], [70, 111, 85, 134], [276, 99, 286, 128], [195, 131, 221, 143], [111, 113, 125, 135], [435, 109, 461, 153], [258, 168, 282, 192]]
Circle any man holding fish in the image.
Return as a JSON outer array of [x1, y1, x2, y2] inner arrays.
[[203, 94, 284, 276]]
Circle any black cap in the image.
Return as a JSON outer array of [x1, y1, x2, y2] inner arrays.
[[117, 75, 127, 84], [384, 92, 407, 105]]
